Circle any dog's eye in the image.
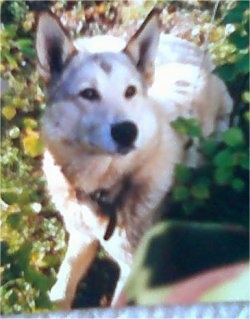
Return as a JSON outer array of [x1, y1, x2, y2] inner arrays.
[[124, 85, 137, 99], [79, 88, 100, 101]]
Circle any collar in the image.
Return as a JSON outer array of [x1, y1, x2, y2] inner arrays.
[[75, 187, 118, 241]]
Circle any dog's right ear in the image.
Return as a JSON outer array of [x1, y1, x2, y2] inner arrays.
[[36, 12, 75, 81], [124, 8, 161, 86]]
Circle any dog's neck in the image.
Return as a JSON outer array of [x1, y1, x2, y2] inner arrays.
[[74, 176, 132, 240]]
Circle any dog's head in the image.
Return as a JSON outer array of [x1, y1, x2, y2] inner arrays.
[[36, 9, 161, 156]]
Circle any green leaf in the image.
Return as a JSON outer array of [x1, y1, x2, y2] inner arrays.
[[243, 111, 250, 122], [201, 139, 218, 157], [171, 117, 187, 134], [215, 64, 235, 82], [222, 2, 249, 24], [15, 243, 32, 270], [191, 183, 210, 200], [23, 118, 38, 129], [186, 119, 202, 138], [214, 167, 233, 185], [229, 32, 249, 49], [223, 128, 244, 147], [171, 117, 202, 138], [15, 39, 35, 57], [24, 268, 52, 291], [231, 178, 245, 192], [234, 53, 249, 75], [35, 293, 52, 309], [0, 241, 11, 266], [233, 151, 249, 168], [15, 39, 32, 49], [4, 24, 17, 37], [214, 149, 234, 167], [175, 164, 191, 183], [3, 52, 18, 69], [242, 91, 250, 103], [222, 12, 242, 24], [239, 152, 249, 170], [6, 213, 23, 231], [2, 190, 18, 205], [173, 186, 189, 201]]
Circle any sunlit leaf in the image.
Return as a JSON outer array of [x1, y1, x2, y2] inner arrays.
[[214, 149, 234, 167], [223, 127, 244, 147], [8, 126, 20, 139], [24, 268, 51, 292], [15, 38, 32, 50], [22, 129, 43, 158], [171, 117, 202, 138], [242, 91, 250, 103], [4, 52, 18, 69], [175, 164, 191, 184], [4, 24, 18, 37], [23, 117, 38, 129], [2, 105, 16, 120]]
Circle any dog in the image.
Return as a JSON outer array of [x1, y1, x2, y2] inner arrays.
[[36, 8, 232, 309]]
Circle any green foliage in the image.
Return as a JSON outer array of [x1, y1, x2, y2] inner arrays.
[[1, 1, 66, 314], [166, 2, 249, 229], [166, 123, 249, 227], [171, 118, 202, 138], [0, 139, 66, 314], [216, 1, 249, 82]]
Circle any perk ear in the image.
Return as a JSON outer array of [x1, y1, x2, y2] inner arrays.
[[36, 12, 75, 81], [124, 8, 161, 86]]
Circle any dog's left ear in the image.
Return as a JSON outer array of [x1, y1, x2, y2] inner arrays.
[[124, 8, 161, 86]]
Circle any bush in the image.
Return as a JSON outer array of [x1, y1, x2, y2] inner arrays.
[[166, 1, 249, 228]]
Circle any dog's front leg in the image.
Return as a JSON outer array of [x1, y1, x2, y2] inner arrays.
[[49, 232, 99, 310]]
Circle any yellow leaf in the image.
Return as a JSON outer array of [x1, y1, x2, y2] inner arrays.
[[2, 105, 16, 120], [22, 129, 44, 158], [0, 63, 6, 72], [30, 251, 46, 268]]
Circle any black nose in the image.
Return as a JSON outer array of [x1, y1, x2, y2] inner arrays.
[[111, 121, 138, 148]]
